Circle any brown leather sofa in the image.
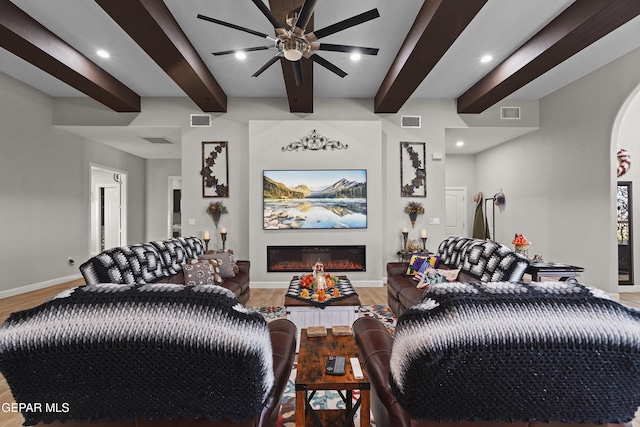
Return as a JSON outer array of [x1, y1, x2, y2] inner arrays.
[[34, 318, 297, 427], [79, 237, 250, 304], [157, 259, 251, 305], [387, 237, 529, 316], [352, 317, 631, 427]]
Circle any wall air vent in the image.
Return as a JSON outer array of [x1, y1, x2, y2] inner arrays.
[[500, 107, 521, 119], [141, 137, 175, 144], [401, 115, 421, 128], [190, 114, 212, 127]]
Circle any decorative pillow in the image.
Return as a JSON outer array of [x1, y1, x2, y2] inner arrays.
[[406, 255, 439, 276], [413, 261, 431, 282], [417, 267, 460, 289], [188, 258, 223, 284], [199, 251, 235, 278], [183, 261, 214, 286]]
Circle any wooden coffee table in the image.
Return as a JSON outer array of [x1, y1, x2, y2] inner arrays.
[[295, 328, 370, 427]]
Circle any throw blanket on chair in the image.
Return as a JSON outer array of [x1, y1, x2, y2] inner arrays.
[[390, 281, 640, 424], [0, 283, 274, 426]]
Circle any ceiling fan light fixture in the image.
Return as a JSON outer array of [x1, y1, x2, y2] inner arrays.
[[283, 39, 305, 61]]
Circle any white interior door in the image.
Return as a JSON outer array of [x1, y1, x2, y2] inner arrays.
[[103, 186, 121, 250], [445, 187, 467, 237]]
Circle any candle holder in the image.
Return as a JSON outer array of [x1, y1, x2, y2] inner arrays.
[[421, 237, 427, 251], [402, 231, 409, 251], [203, 238, 210, 252], [220, 231, 227, 251]]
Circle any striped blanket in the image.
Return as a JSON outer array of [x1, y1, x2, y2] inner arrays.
[[0, 283, 273, 425], [391, 281, 640, 424]]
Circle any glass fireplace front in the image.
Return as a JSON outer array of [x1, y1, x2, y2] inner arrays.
[[267, 245, 366, 272]]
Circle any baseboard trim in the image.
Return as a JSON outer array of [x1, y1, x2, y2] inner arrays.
[[0, 274, 82, 299]]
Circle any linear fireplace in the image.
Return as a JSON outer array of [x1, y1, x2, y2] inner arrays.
[[267, 245, 366, 273]]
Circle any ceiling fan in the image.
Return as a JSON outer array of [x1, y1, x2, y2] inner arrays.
[[197, 0, 380, 85]]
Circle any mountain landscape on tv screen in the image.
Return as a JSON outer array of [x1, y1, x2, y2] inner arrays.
[[263, 172, 367, 230], [263, 176, 366, 200]]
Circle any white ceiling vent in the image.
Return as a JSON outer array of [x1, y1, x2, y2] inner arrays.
[[401, 115, 421, 128], [190, 114, 212, 127], [141, 137, 175, 144], [500, 106, 521, 120]]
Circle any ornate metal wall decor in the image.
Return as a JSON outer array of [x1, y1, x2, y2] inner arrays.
[[400, 142, 426, 197], [201, 141, 229, 198], [282, 130, 348, 151]]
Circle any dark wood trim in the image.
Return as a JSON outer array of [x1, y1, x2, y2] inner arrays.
[[269, 0, 314, 113], [96, 0, 227, 113], [0, 0, 140, 112], [374, 0, 487, 114], [457, 0, 640, 114]]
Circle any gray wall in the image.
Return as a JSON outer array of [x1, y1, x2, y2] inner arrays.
[[179, 98, 466, 287], [0, 72, 147, 296], [472, 46, 640, 294], [616, 82, 640, 293]]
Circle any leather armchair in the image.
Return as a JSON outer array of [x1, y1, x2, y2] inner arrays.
[[352, 317, 631, 427], [34, 319, 297, 427]]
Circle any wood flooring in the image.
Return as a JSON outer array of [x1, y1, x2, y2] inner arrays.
[[0, 280, 638, 427]]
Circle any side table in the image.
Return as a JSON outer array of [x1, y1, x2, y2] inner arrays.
[[396, 249, 433, 262], [295, 328, 370, 427], [525, 262, 584, 283]]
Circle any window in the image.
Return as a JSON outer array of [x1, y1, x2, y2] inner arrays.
[[618, 182, 633, 285]]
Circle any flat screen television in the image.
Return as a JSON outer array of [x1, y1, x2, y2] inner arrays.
[[263, 169, 367, 230]]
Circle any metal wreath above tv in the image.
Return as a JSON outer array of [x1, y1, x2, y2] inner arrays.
[[263, 169, 367, 230]]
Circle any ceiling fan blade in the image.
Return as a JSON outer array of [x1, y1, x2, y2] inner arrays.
[[310, 54, 347, 78], [212, 46, 271, 56], [316, 43, 379, 56], [294, 0, 318, 32], [309, 9, 380, 41], [250, 0, 284, 29], [252, 55, 282, 77], [292, 61, 304, 86], [197, 14, 269, 39]]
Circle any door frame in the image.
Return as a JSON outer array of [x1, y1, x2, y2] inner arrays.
[[168, 176, 182, 238], [90, 164, 127, 255]]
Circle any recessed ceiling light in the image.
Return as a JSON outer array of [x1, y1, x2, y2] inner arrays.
[[456, 141, 465, 147], [96, 50, 110, 59], [235, 51, 247, 60], [480, 54, 492, 63], [350, 53, 361, 61]]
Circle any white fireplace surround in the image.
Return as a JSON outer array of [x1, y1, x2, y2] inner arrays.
[[249, 120, 383, 288]]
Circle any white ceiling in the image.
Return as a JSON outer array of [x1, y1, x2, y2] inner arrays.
[[2, 0, 640, 158]]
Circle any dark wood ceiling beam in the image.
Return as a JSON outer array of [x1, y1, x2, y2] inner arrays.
[[96, 0, 227, 113], [270, 0, 314, 113], [457, 0, 640, 114], [0, 0, 140, 112], [374, 0, 487, 114]]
